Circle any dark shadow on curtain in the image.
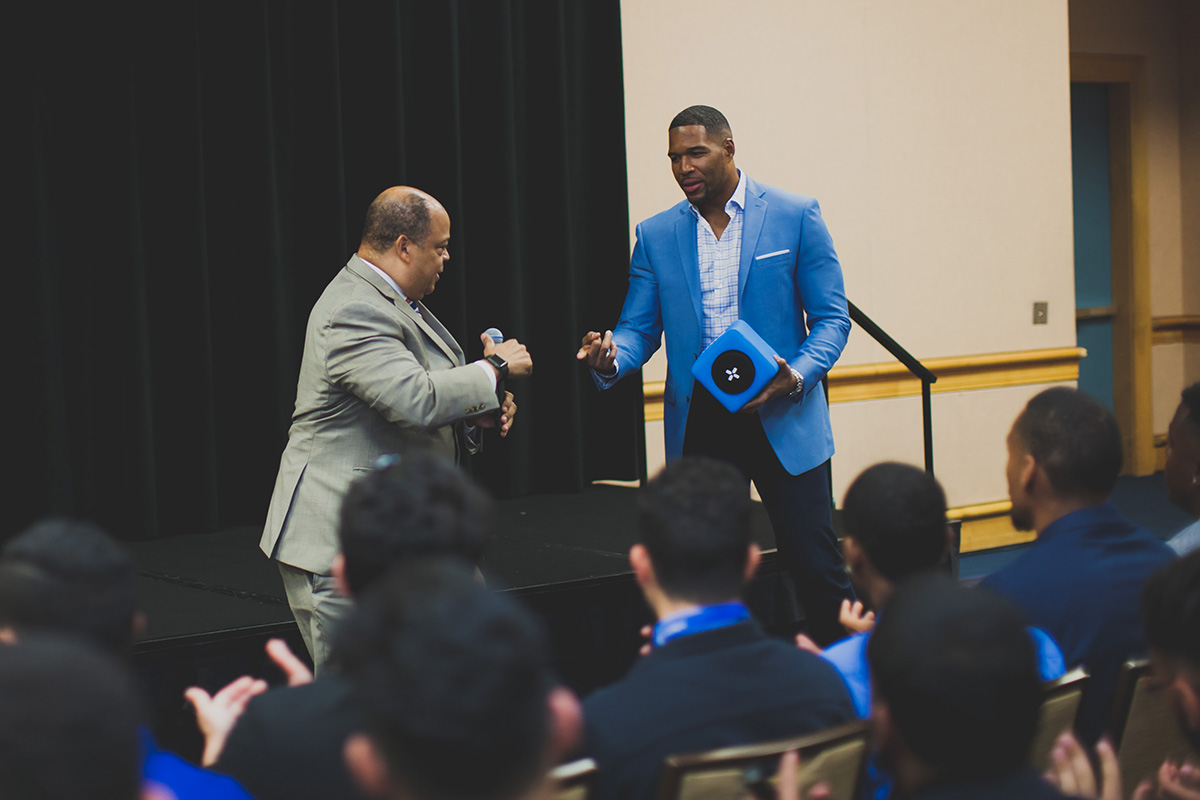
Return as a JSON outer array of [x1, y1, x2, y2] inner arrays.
[[7, 0, 643, 541]]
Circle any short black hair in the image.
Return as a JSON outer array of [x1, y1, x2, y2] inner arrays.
[[0, 636, 144, 800], [338, 451, 491, 596], [1142, 550, 1200, 670], [1182, 382, 1200, 436], [867, 575, 1042, 780], [668, 105, 732, 139], [842, 462, 949, 583], [361, 190, 432, 252], [337, 560, 553, 800], [1012, 386, 1123, 499], [636, 457, 752, 605], [0, 518, 137, 657]]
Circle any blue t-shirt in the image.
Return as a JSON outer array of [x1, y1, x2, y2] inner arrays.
[[820, 626, 1066, 719]]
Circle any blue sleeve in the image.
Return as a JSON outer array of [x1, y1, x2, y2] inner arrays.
[[789, 199, 849, 393], [819, 633, 872, 719]]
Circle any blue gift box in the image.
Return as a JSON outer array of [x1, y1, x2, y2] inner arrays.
[[690, 320, 780, 413]]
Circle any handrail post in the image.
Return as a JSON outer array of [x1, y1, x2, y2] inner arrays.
[[922, 379, 934, 475]]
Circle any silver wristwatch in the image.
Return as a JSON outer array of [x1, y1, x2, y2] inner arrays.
[[787, 368, 804, 404]]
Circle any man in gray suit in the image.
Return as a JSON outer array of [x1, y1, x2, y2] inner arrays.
[[261, 186, 532, 670]]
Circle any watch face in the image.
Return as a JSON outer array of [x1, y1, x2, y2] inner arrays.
[[710, 349, 755, 394]]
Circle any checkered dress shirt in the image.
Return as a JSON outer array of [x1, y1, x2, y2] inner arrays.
[[691, 171, 746, 349]]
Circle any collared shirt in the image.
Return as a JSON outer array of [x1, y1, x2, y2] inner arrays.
[[1168, 517, 1200, 555], [691, 170, 747, 349], [591, 171, 748, 387], [358, 257, 496, 392], [651, 601, 750, 648]]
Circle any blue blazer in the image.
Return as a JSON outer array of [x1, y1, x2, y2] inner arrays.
[[608, 174, 850, 475]]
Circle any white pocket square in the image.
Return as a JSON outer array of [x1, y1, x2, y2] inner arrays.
[[755, 249, 790, 260]]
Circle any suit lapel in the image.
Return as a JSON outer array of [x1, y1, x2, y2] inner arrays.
[[675, 208, 703, 327], [739, 180, 767, 301], [412, 302, 465, 364], [346, 256, 461, 364]]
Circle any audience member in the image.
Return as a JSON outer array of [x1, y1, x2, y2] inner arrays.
[[0, 517, 253, 800], [815, 462, 1064, 720], [0, 635, 149, 800], [1166, 382, 1200, 555], [579, 456, 857, 800], [196, 449, 492, 800], [336, 560, 579, 800], [1045, 549, 1200, 799], [868, 575, 1069, 800], [982, 387, 1174, 741]]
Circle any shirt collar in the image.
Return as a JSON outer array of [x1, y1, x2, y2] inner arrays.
[[358, 256, 410, 304], [1038, 502, 1121, 541], [689, 169, 746, 220]]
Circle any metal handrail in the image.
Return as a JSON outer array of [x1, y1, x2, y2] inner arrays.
[[847, 301, 938, 475]]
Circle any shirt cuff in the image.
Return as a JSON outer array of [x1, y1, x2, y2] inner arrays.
[[591, 359, 620, 390], [474, 360, 499, 391]]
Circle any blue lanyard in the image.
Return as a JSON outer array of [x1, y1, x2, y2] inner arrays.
[[653, 601, 750, 648]]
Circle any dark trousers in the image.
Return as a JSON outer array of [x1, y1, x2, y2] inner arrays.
[[682, 385, 854, 645]]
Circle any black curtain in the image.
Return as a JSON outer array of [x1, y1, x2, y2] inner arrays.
[[7, 0, 644, 542]]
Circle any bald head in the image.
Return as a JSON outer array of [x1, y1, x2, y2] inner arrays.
[[359, 187, 442, 257]]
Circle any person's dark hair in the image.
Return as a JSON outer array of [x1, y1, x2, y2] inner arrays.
[[1012, 386, 1123, 499], [867, 575, 1042, 780], [636, 457, 752, 605], [338, 450, 491, 597], [1141, 550, 1200, 671], [0, 635, 144, 800], [337, 560, 553, 800], [1182, 382, 1200, 437], [361, 190, 432, 253], [0, 518, 137, 657], [842, 462, 949, 583], [668, 105, 732, 138]]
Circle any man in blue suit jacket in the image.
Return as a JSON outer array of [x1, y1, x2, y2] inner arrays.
[[578, 105, 853, 643]]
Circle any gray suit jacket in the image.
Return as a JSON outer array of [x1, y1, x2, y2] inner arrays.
[[260, 255, 498, 574]]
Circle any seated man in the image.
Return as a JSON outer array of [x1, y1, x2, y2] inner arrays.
[[1165, 382, 1200, 555], [194, 449, 492, 800], [868, 575, 1070, 800], [579, 457, 857, 800], [0, 518, 253, 800], [818, 461, 1064, 718], [0, 636, 152, 800], [336, 560, 579, 800], [983, 387, 1174, 741], [1047, 550, 1200, 799]]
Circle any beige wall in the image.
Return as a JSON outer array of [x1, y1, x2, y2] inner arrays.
[[1069, 0, 1200, 429], [1181, 1, 1200, 396], [620, 0, 1077, 506]]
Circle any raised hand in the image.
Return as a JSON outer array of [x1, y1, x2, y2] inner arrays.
[[265, 638, 314, 687], [184, 675, 269, 766], [576, 330, 618, 375], [839, 599, 876, 634]]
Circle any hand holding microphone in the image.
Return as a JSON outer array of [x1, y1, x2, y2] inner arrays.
[[480, 328, 533, 379]]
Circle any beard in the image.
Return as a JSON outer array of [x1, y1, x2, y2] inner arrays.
[[1009, 504, 1034, 532]]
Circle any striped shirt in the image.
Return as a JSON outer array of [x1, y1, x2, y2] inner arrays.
[[691, 170, 747, 349]]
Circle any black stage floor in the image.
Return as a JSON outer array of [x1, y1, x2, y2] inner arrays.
[[132, 483, 780, 643], [131, 484, 792, 757]]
